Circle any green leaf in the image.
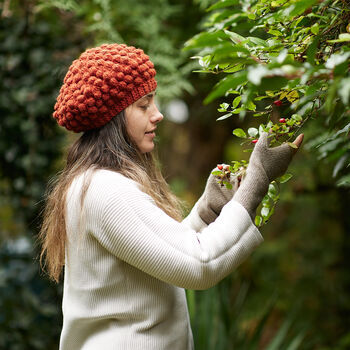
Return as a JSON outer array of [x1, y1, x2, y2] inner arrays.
[[339, 33, 350, 41], [216, 113, 233, 121], [232, 128, 247, 138], [245, 100, 256, 111], [285, 332, 306, 350], [338, 78, 350, 105], [325, 52, 350, 69], [261, 206, 270, 217], [268, 183, 278, 197], [333, 154, 349, 178], [211, 42, 251, 56], [277, 50, 289, 64], [311, 23, 319, 35], [278, 173, 293, 183], [324, 80, 339, 113], [259, 76, 289, 92], [268, 29, 283, 37], [265, 318, 292, 350], [247, 36, 267, 47], [36, 0, 79, 12], [207, 0, 239, 12], [255, 215, 263, 226], [283, 0, 318, 18], [286, 90, 299, 102], [248, 127, 258, 137], [223, 181, 233, 189], [291, 114, 302, 122], [197, 55, 211, 68], [204, 71, 247, 103], [225, 64, 247, 73], [224, 29, 246, 44], [306, 35, 319, 64], [255, 95, 271, 101], [247, 13, 256, 20], [232, 107, 244, 114], [185, 30, 229, 50], [318, 123, 350, 145], [334, 60, 350, 77], [337, 174, 350, 187], [247, 65, 270, 85], [218, 102, 230, 111], [232, 95, 241, 108], [271, 1, 281, 7], [318, 138, 344, 157], [328, 33, 350, 43]]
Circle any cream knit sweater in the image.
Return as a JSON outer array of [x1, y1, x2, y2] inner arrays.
[[59, 169, 263, 350]]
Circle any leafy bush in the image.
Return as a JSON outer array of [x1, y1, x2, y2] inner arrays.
[[186, 0, 350, 224], [0, 239, 62, 350], [185, 1, 350, 348], [0, 2, 85, 236]]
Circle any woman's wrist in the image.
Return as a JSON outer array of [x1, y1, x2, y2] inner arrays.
[[233, 168, 269, 220]]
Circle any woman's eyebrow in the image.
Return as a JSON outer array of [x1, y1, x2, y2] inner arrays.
[[138, 93, 155, 102]]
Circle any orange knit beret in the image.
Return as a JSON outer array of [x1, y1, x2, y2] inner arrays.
[[53, 43, 157, 132]]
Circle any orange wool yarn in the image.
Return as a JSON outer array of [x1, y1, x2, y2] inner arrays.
[[53, 43, 157, 132]]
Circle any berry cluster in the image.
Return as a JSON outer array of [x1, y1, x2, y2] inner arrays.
[[213, 161, 247, 189], [247, 94, 302, 146]]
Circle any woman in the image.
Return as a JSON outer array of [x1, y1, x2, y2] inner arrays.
[[39, 43, 303, 350]]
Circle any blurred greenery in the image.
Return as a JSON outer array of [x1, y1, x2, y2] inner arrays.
[[0, 1, 87, 348], [0, 0, 349, 349]]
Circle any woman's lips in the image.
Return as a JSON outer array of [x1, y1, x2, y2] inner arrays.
[[145, 129, 156, 137]]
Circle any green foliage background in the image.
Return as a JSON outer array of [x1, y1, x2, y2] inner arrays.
[[0, 0, 349, 349]]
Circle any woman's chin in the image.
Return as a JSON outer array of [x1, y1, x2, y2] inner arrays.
[[140, 142, 155, 154]]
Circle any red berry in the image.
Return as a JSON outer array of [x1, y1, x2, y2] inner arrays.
[[279, 118, 286, 123], [251, 139, 258, 144], [217, 164, 223, 170], [273, 100, 282, 106]]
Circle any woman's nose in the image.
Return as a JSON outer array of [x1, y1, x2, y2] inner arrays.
[[151, 105, 164, 123]]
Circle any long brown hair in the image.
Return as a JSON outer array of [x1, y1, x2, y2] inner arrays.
[[38, 111, 183, 283]]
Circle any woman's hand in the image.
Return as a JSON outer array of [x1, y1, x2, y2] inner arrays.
[[233, 132, 304, 219], [197, 165, 240, 225], [250, 132, 303, 183]]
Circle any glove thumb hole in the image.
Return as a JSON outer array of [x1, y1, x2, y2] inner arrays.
[[256, 131, 270, 149]]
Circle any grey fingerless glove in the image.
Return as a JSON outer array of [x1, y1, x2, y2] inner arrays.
[[197, 166, 240, 225], [233, 132, 294, 219]]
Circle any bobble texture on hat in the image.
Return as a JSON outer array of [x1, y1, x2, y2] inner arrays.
[[53, 43, 157, 132]]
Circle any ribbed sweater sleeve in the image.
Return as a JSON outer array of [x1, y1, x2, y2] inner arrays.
[[81, 170, 263, 290], [182, 201, 208, 232]]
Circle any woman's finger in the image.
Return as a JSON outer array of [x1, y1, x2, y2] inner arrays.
[[292, 133, 304, 154]]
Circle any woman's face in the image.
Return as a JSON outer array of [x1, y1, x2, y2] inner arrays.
[[124, 91, 163, 153]]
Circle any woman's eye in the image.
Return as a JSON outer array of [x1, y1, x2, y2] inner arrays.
[[140, 105, 149, 110]]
